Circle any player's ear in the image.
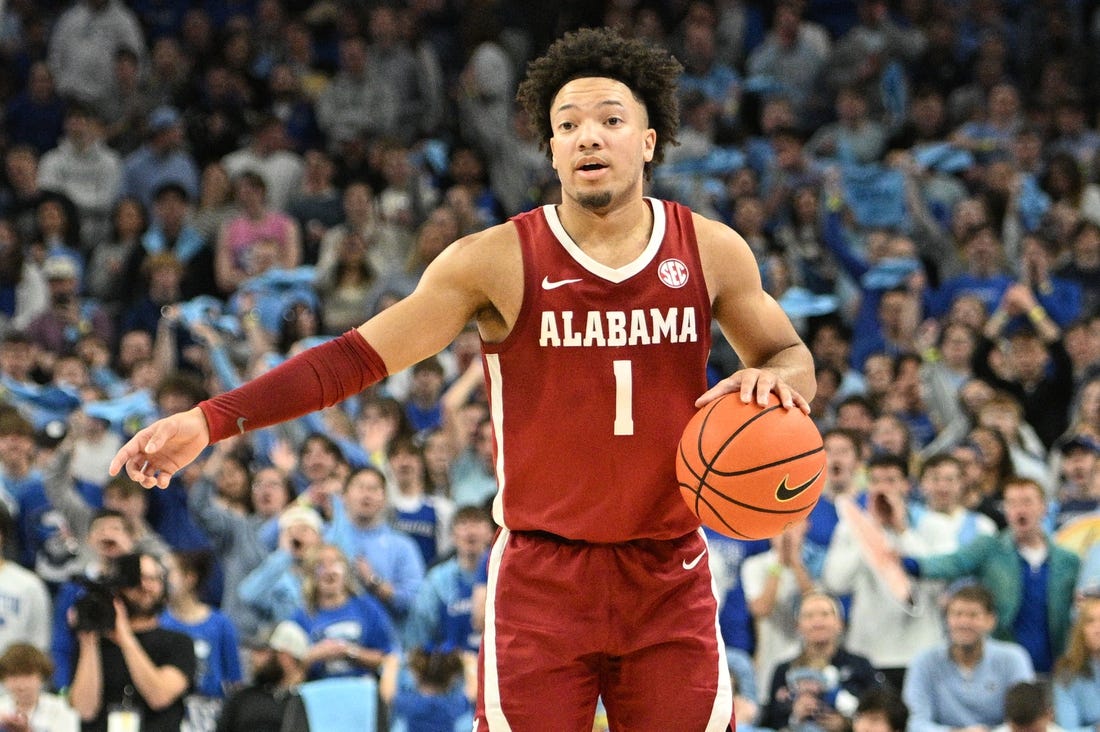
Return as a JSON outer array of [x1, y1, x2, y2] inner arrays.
[[643, 129, 656, 163]]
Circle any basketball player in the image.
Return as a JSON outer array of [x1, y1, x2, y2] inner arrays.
[[110, 28, 815, 731]]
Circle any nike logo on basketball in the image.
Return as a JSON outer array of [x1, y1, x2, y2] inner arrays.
[[682, 548, 707, 570], [775, 469, 822, 501], [541, 276, 583, 290], [237, 417, 247, 434]]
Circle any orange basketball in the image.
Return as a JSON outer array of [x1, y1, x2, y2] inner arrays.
[[676, 394, 825, 540]]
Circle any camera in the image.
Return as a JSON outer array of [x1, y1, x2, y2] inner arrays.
[[72, 553, 143, 632]]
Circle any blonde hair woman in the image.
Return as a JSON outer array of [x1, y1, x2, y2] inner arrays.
[[292, 544, 400, 681], [1053, 595, 1100, 731]]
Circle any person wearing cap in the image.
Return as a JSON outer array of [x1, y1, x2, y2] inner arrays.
[[217, 620, 310, 732], [1052, 435, 1100, 527], [238, 504, 325, 624], [24, 253, 113, 357], [121, 106, 200, 210]]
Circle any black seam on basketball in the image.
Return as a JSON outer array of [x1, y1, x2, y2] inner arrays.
[[695, 400, 784, 505], [703, 444, 825, 477], [692, 491, 764, 539]]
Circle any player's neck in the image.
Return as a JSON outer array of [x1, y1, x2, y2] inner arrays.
[[556, 197, 653, 266]]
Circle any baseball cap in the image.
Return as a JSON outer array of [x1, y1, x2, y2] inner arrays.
[[266, 621, 309, 660], [42, 256, 79, 281], [278, 504, 323, 534], [1061, 435, 1100, 456], [147, 106, 182, 133]]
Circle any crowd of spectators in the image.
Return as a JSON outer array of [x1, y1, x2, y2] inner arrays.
[[0, 0, 1100, 729]]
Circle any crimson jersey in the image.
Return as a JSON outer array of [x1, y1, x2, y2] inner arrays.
[[482, 198, 713, 543]]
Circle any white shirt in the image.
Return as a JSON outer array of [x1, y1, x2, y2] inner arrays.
[[0, 561, 52, 652], [0, 691, 79, 732], [741, 549, 802, 701]]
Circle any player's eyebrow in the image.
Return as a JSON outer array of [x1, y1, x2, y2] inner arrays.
[[555, 100, 628, 114]]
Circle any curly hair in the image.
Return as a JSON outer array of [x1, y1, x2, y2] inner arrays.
[[515, 27, 682, 180]]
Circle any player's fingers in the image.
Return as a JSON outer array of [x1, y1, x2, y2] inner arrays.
[[109, 432, 147, 476], [694, 373, 743, 407], [752, 371, 779, 406]]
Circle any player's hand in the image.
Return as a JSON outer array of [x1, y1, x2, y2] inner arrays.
[[108, 407, 211, 489], [695, 368, 811, 414]]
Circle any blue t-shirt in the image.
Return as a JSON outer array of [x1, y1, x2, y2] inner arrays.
[[293, 595, 398, 680], [159, 608, 243, 697], [390, 667, 472, 732], [406, 559, 480, 653]]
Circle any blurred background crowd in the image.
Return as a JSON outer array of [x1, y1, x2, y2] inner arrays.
[[1, 0, 1100, 730]]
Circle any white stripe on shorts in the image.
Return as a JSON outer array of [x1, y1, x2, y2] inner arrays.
[[482, 527, 513, 731]]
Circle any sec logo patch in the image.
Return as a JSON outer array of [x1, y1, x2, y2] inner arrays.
[[657, 258, 689, 288]]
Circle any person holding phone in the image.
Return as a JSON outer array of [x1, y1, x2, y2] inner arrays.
[[237, 505, 325, 625]]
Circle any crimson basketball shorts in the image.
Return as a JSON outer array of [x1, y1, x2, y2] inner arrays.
[[473, 527, 734, 731]]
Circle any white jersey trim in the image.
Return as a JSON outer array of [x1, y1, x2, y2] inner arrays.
[[485, 353, 507, 530], [542, 197, 667, 283], [482, 527, 513, 731], [701, 527, 736, 731]]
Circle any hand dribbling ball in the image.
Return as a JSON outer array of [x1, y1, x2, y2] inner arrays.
[[676, 394, 825, 540]]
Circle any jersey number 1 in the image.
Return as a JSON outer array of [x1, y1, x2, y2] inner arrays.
[[613, 360, 634, 436]]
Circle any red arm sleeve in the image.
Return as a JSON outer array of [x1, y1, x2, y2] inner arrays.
[[197, 329, 388, 443]]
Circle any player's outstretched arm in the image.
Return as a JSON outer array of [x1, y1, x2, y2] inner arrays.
[[109, 224, 511, 489], [695, 215, 816, 411]]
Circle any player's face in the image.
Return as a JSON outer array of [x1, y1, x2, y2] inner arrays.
[[548, 77, 656, 213]]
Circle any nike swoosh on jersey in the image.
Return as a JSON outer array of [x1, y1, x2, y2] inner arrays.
[[541, 276, 583, 290], [775, 469, 823, 501], [682, 548, 707, 570]]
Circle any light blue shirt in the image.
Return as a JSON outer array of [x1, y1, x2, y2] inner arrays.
[[404, 558, 481, 652], [1054, 659, 1100, 732], [237, 549, 304, 623], [903, 638, 1035, 732], [326, 497, 425, 621]]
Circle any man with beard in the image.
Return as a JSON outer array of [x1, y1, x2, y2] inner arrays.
[[68, 551, 195, 732], [217, 620, 311, 732]]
